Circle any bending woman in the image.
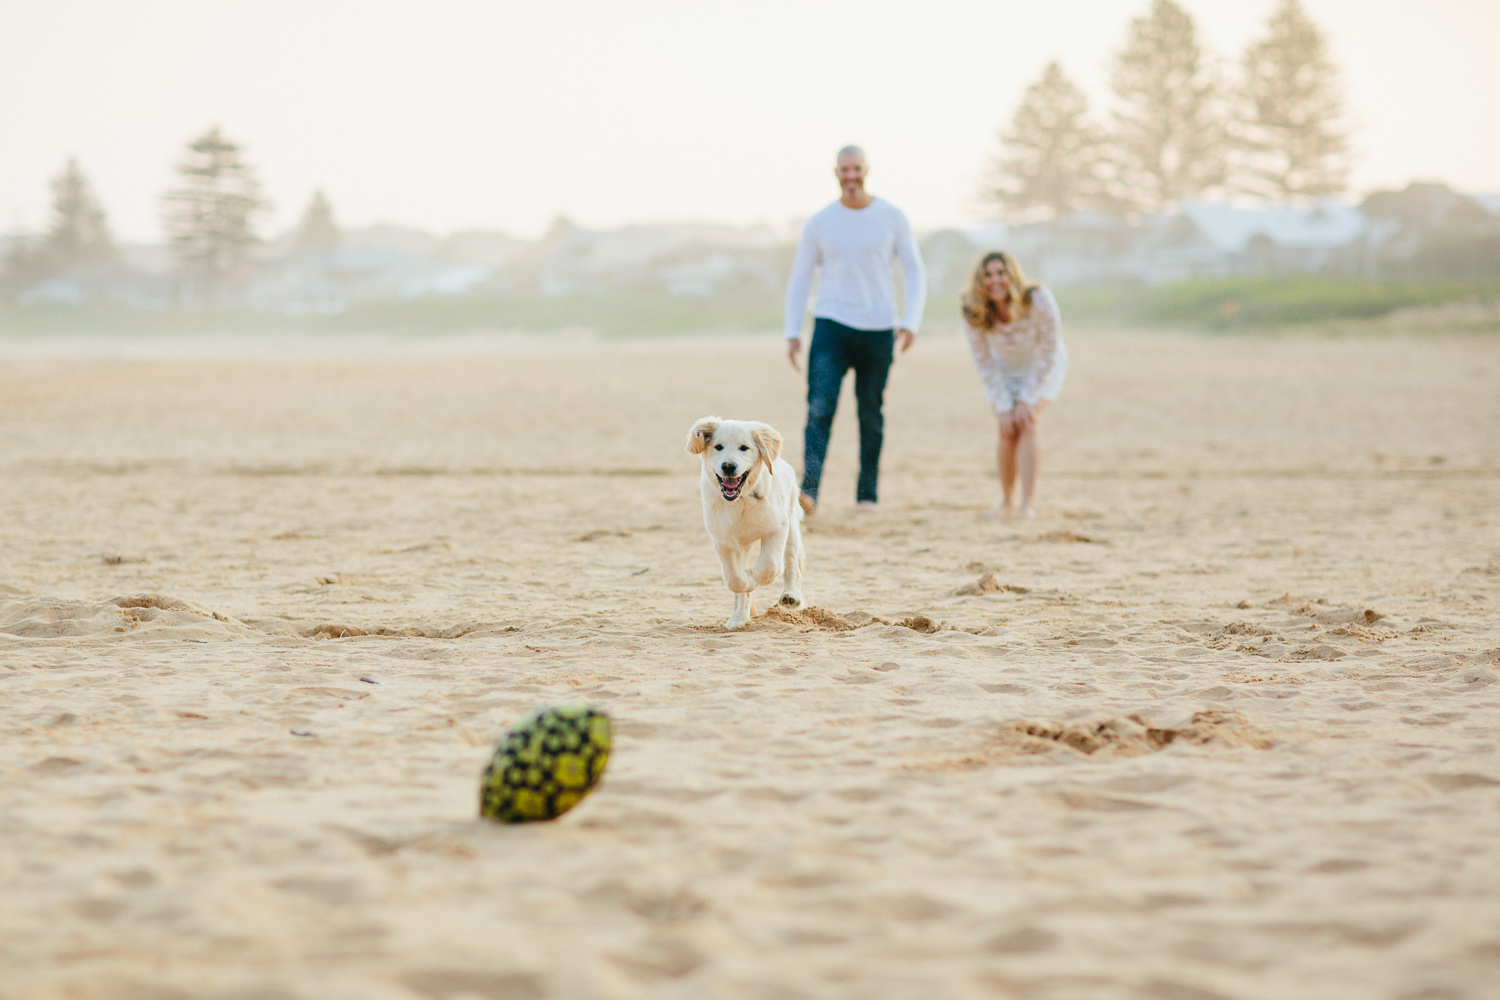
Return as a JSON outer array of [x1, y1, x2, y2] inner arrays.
[[962, 251, 1067, 518]]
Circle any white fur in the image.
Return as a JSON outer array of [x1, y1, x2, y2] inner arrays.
[[686, 416, 805, 629]]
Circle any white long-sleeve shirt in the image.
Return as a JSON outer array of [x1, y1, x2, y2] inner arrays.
[[965, 287, 1068, 412], [783, 197, 926, 339]]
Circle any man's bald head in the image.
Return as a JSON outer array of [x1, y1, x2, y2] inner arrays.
[[833, 145, 871, 206]]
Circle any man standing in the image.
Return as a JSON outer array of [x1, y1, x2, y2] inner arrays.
[[785, 145, 926, 513]]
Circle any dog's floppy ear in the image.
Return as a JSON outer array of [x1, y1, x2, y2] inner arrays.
[[687, 416, 721, 455], [752, 423, 783, 476]]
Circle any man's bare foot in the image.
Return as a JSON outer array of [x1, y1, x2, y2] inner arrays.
[[798, 492, 817, 516], [1020, 506, 1037, 518], [855, 500, 878, 512], [985, 503, 1018, 518]]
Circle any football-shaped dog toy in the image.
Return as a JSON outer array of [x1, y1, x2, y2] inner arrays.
[[479, 705, 611, 822]]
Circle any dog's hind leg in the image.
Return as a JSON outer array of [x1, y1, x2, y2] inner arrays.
[[779, 513, 805, 609]]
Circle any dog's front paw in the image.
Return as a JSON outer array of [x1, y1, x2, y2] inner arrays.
[[725, 614, 750, 630], [778, 591, 804, 609]]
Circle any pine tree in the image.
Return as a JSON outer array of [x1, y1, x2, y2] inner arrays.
[[43, 158, 114, 270], [1, 230, 45, 298], [1109, 0, 1228, 212], [985, 61, 1105, 222], [1238, 0, 1350, 200], [295, 189, 340, 251], [161, 125, 266, 299]]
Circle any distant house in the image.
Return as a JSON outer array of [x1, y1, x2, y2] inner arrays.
[[928, 200, 1378, 288], [251, 243, 495, 314], [532, 219, 783, 298], [1001, 214, 1141, 286], [6, 242, 176, 309], [657, 252, 781, 298], [1351, 182, 1500, 279], [17, 277, 86, 306], [1136, 200, 1369, 283]]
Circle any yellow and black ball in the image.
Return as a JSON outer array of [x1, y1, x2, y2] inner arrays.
[[479, 705, 611, 823]]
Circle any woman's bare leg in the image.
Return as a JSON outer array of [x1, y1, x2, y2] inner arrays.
[[1016, 402, 1047, 516], [1000, 434, 1018, 509], [1016, 424, 1039, 516], [989, 419, 1019, 516]]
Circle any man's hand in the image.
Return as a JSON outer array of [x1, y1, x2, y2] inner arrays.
[[787, 337, 802, 372], [896, 328, 916, 354]]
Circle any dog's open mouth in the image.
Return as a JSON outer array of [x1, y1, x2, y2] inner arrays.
[[717, 473, 744, 501]]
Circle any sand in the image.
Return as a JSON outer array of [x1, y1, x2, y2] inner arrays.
[[2, 328, 1498, 1000]]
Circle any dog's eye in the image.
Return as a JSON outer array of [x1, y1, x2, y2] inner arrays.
[[714, 444, 723, 451], [739, 445, 749, 451]]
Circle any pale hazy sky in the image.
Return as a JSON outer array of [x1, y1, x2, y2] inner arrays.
[[3, 0, 1498, 242]]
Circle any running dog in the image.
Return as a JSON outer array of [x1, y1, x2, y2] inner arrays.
[[686, 416, 805, 629]]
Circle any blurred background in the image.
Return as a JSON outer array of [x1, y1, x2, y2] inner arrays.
[[2, 0, 1497, 339]]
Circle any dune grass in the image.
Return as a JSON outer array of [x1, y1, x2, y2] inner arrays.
[[1055, 276, 1500, 331], [0, 292, 781, 340], [2, 277, 1497, 340], [322, 292, 782, 338]]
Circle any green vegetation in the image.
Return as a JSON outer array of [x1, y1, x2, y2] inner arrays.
[[0, 292, 781, 339], [3, 278, 1497, 340], [0, 304, 282, 337], [1054, 276, 1500, 331], [322, 292, 780, 338]]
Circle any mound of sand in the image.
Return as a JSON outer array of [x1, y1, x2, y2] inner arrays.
[[0, 593, 255, 640]]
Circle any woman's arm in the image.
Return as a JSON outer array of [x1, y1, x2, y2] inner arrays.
[[1018, 288, 1062, 405], [965, 323, 1014, 413]]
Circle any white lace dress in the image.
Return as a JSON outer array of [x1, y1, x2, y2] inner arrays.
[[965, 286, 1068, 414]]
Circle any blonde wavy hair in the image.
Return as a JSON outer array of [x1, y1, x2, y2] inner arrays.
[[961, 250, 1040, 329]]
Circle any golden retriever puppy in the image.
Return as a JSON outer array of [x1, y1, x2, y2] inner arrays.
[[686, 416, 805, 629]]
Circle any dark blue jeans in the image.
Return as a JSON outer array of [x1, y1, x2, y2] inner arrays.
[[801, 318, 895, 503]]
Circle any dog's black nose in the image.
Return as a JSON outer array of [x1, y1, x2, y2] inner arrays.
[[721, 462, 738, 476]]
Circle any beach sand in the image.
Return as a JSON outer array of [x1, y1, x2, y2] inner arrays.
[[2, 329, 1498, 1000]]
